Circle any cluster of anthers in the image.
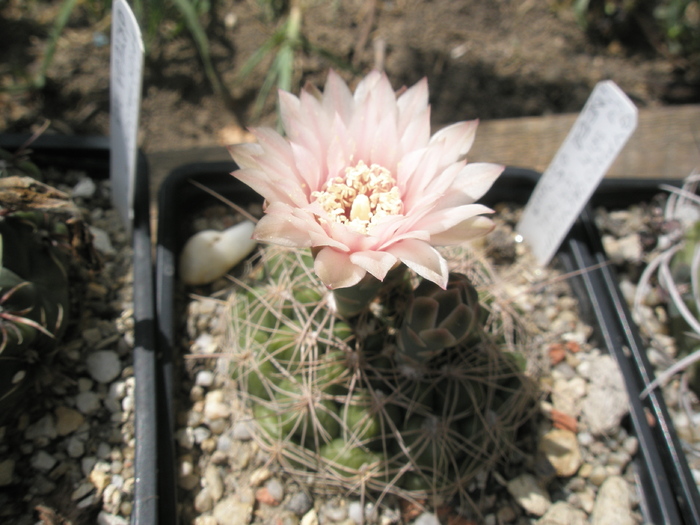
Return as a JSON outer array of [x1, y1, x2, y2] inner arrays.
[[312, 160, 403, 235]]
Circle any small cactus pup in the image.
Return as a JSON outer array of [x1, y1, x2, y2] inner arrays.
[[0, 151, 99, 421], [222, 69, 536, 509]]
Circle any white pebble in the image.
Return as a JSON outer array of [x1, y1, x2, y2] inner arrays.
[[72, 177, 97, 198], [179, 221, 257, 285], [76, 391, 102, 414], [196, 370, 215, 387], [90, 226, 116, 255], [193, 426, 212, 444], [413, 513, 440, 525], [86, 351, 122, 383]]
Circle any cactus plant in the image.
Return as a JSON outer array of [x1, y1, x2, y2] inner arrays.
[[221, 70, 534, 510], [227, 245, 534, 507], [0, 151, 99, 421]]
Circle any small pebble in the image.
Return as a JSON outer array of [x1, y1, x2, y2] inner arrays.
[[0, 459, 15, 486], [76, 391, 102, 414], [31, 451, 57, 472], [86, 351, 122, 383], [195, 370, 215, 387], [287, 491, 314, 516], [265, 478, 284, 503], [413, 513, 440, 525]]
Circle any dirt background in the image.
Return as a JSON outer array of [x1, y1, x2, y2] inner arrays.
[[0, 0, 698, 158]]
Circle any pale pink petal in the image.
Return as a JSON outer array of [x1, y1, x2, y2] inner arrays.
[[349, 250, 398, 281], [399, 142, 450, 210], [369, 112, 400, 170], [278, 89, 302, 139], [429, 120, 479, 162], [397, 77, 429, 131], [227, 143, 263, 169], [315, 247, 366, 289], [353, 70, 383, 105], [253, 205, 316, 247], [399, 106, 431, 154], [325, 114, 355, 181], [234, 168, 306, 207], [290, 142, 324, 194], [418, 204, 494, 237], [430, 216, 495, 245], [435, 162, 504, 209], [322, 70, 354, 125], [402, 160, 465, 215], [386, 239, 449, 288]]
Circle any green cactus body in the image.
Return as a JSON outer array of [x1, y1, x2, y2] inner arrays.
[[0, 190, 79, 419], [228, 245, 535, 506]]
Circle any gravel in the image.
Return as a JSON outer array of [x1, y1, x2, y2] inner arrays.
[[3, 173, 695, 524], [168, 202, 666, 524], [0, 168, 136, 524]]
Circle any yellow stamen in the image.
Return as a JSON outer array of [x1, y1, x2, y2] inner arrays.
[[312, 161, 403, 234]]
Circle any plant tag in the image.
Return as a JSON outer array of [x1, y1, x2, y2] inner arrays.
[[516, 80, 638, 265], [109, 0, 144, 235]]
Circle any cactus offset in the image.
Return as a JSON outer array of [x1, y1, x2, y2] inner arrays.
[[227, 245, 534, 507]]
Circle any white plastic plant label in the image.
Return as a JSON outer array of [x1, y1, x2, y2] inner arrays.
[[516, 80, 638, 265], [109, 0, 144, 234]]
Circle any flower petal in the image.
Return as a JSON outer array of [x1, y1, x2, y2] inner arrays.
[[429, 120, 479, 162], [420, 204, 494, 237], [349, 250, 398, 281], [315, 247, 367, 289], [323, 70, 354, 125], [436, 162, 504, 209], [233, 167, 308, 208], [227, 143, 263, 169], [254, 203, 349, 252], [430, 215, 495, 245], [386, 239, 449, 288], [397, 77, 429, 131]]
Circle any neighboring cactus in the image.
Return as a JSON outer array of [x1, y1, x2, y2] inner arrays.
[[0, 153, 99, 420], [396, 273, 481, 365], [227, 245, 534, 506]]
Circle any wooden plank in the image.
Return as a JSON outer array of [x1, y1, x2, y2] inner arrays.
[[147, 105, 700, 189], [469, 105, 700, 179]]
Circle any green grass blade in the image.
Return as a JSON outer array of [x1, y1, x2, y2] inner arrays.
[[237, 26, 286, 81], [35, 0, 80, 89], [171, 0, 224, 96]]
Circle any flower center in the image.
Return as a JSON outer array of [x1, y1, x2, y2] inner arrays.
[[312, 161, 402, 234]]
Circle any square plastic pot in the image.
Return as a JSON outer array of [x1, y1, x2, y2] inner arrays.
[[155, 162, 700, 525], [0, 134, 157, 525]]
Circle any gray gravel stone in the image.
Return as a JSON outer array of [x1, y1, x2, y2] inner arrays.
[[286, 491, 314, 516], [86, 350, 122, 383]]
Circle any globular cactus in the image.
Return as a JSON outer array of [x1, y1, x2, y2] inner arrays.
[[0, 154, 99, 421], [227, 245, 534, 506]]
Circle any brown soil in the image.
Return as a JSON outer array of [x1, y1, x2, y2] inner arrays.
[[0, 0, 697, 156]]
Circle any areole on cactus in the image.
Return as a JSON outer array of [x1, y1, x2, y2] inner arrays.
[[223, 71, 534, 508]]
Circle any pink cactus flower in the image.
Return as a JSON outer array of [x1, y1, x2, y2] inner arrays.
[[228, 70, 503, 289]]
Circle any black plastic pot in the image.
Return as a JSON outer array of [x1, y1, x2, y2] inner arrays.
[[0, 134, 157, 525], [156, 162, 700, 524]]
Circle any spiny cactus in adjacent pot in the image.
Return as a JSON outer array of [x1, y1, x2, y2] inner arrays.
[[0, 150, 99, 421]]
